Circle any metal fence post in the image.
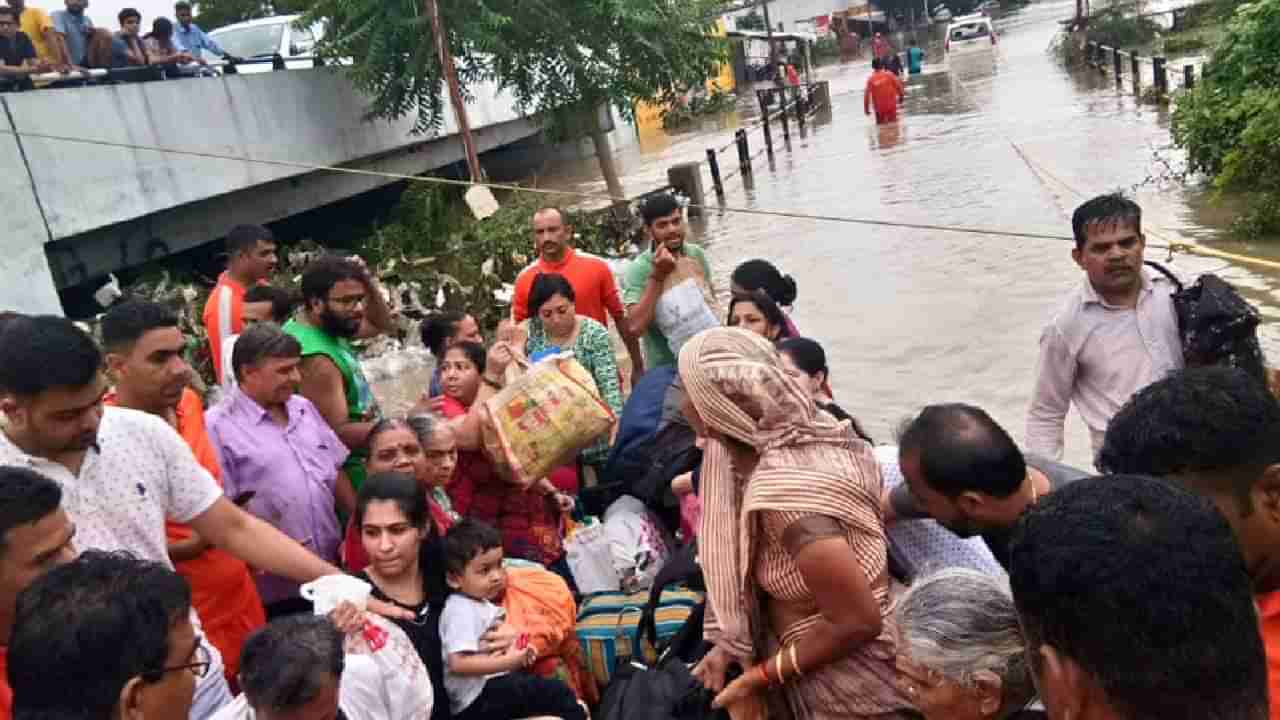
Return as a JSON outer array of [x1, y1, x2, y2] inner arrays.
[[1131, 51, 1141, 92], [757, 89, 775, 158], [736, 129, 751, 177], [1183, 64, 1195, 89], [1113, 47, 1122, 82], [705, 148, 724, 200], [795, 87, 806, 132], [778, 90, 791, 146], [1153, 56, 1168, 94]]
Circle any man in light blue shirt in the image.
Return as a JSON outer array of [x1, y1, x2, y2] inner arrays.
[[173, 0, 234, 61], [50, 0, 92, 67]]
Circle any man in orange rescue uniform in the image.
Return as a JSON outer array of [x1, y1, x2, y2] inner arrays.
[[864, 57, 904, 124]]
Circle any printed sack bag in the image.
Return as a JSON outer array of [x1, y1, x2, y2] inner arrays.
[[565, 520, 623, 595], [654, 256, 720, 356], [481, 352, 616, 488]]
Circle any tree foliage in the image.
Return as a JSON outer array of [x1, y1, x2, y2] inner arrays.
[[1172, 0, 1280, 234], [301, 0, 728, 137], [193, 0, 313, 31]]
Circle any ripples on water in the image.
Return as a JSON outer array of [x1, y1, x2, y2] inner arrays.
[[379, 0, 1279, 468]]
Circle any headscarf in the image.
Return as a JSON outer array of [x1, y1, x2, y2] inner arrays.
[[678, 327, 884, 658]]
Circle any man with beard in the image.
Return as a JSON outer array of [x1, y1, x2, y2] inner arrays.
[[285, 255, 393, 498], [101, 300, 266, 686], [49, 0, 92, 67], [512, 207, 645, 379], [1026, 193, 1182, 461], [208, 323, 348, 619], [622, 193, 714, 370], [0, 315, 370, 720], [885, 403, 1089, 569]]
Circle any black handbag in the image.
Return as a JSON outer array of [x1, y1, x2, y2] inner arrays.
[[599, 540, 725, 720], [1145, 262, 1268, 381]]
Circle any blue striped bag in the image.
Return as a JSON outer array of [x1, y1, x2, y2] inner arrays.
[[575, 587, 703, 689]]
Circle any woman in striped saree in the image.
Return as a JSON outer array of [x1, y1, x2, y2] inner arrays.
[[679, 327, 913, 720]]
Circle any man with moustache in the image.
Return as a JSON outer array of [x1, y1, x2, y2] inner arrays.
[[100, 300, 266, 687], [284, 255, 394, 500], [622, 193, 714, 370], [208, 323, 348, 619], [512, 206, 645, 378], [1026, 193, 1182, 460]]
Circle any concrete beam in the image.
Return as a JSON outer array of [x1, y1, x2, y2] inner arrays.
[[0, 98, 63, 315]]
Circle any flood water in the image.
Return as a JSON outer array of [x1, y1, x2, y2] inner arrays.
[[532, 0, 1280, 467]]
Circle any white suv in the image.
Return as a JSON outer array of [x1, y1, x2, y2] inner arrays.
[[945, 15, 997, 55], [207, 15, 324, 74]]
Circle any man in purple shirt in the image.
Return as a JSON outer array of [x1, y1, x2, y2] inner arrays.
[[208, 322, 350, 618]]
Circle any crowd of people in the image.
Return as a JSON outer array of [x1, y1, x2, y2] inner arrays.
[[0, 186, 1276, 720], [0, 0, 238, 90]]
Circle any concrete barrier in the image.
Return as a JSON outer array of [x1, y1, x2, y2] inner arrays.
[[1, 66, 544, 311]]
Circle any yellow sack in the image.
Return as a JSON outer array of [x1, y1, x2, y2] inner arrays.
[[481, 353, 616, 489]]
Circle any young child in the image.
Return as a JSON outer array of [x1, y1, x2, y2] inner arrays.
[[439, 519, 587, 720]]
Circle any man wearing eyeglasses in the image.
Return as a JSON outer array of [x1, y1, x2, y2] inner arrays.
[[0, 466, 77, 720], [9, 551, 209, 720], [284, 255, 395, 501], [0, 6, 50, 91]]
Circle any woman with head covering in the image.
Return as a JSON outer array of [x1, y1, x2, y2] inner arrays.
[[894, 568, 1041, 720], [681, 327, 911, 719]]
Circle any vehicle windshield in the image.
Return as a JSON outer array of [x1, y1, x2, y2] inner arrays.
[[210, 23, 284, 58], [951, 22, 990, 40]]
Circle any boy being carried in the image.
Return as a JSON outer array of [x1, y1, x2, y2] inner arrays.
[[440, 519, 587, 720]]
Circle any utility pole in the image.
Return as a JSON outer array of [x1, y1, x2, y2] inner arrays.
[[761, 0, 776, 64], [425, 0, 482, 182]]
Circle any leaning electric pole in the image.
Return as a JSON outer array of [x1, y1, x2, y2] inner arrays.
[[425, 0, 483, 182]]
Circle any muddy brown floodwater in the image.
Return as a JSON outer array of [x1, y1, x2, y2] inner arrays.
[[521, 0, 1280, 468]]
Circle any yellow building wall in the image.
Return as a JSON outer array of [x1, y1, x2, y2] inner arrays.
[[634, 18, 735, 137]]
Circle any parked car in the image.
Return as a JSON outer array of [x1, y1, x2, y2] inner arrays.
[[207, 14, 323, 74], [945, 14, 997, 54]]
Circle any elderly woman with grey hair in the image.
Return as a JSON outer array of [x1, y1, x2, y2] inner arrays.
[[894, 568, 1043, 720]]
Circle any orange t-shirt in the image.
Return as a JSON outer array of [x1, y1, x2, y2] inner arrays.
[[864, 70, 903, 115], [105, 389, 266, 685], [1258, 591, 1280, 719], [202, 272, 248, 383], [0, 646, 11, 720], [511, 248, 624, 327]]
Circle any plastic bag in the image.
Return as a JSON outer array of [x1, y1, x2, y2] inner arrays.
[[342, 615, 434, 720], [654, 277, 719, 357], [565, 521, 622, 594], [603, 495, 674, 593], [481, 352, 616, 488]]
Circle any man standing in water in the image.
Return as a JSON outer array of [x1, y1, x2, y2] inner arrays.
[[908, 41, 925, 74], [864, 58, 904, 124], [1026, 193, 1182, 460], [285, 255, 394, 502]]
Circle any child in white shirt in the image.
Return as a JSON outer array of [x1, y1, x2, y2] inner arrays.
[[438, 519, 586, 720]]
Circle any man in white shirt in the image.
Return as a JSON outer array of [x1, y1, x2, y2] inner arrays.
[[0, 315, 404, 720], [1026, 193, 1183, 460]]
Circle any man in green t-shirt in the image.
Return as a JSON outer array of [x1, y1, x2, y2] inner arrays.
[[622, 193, 715, 372], [284, 255, 395, 510]]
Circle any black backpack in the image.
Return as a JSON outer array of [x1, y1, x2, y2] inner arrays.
[[1146, 262, 1267, 381]]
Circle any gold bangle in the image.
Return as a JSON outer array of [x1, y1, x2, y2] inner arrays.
[[775, 651, 785, 685], [789, 643, 803, 678]]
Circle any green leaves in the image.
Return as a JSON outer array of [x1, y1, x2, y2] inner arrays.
[[303, 0, 728, 137]]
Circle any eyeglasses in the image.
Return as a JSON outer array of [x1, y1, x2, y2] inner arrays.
[[328, 293, 367, 309], [147, 642, 212, 680]]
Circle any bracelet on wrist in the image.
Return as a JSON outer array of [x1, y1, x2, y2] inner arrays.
[[482, 374, 503, 390]]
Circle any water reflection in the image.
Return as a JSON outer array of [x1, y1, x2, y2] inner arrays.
[[529, 0, 1280, 467]]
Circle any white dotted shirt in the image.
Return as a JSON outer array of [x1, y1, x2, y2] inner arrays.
[[0, 406, 223, 569]]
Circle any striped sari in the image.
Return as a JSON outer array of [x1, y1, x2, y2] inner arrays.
[[678, 328, 912, 719]]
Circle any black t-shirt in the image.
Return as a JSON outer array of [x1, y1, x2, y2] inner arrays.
[[889, 454, 1090, 569], [0, 32, 36, 67], [355, 571, 452, 720]]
